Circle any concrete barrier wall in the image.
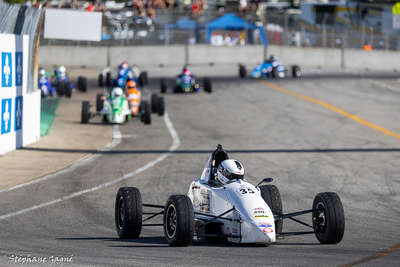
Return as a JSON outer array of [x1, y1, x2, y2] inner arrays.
[[39, 44, 400, 71]]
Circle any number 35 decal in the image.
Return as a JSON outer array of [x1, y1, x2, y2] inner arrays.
[[237, 187, 255, 195]]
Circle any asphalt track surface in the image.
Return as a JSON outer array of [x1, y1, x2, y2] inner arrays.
[[1, 66, 400, 266]]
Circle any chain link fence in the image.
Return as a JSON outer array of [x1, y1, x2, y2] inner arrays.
[[35, 2, 400, 51], [0, 1, 44, 93]]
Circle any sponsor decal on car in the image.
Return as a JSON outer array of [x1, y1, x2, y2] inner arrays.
[[263, 227, 273, 234], [199, 193, 210, 213], [226, 227, 230, 235], [258, 222, 273, 228], [255, 215, 269, 218], [253, 207, 266, 214], [232, 228, 238, 234]]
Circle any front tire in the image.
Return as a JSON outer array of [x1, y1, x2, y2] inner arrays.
[[157, 97, 165, 116], [160, 78, 167, 94], [163, 195, 194, 247], [96, 94, 104, 112], [292, 65, 301, 78], [203, 78, 212, 93], [65, 82, 72, 98], [260, 184, 283, 234], [115, 187, 143, 239], [141, 101, 151, 125], [98, 74, 104, 87], [151, 94, 158, 113], [312, 192, 345, 244], [272, 67, 278, 78], [239, 65, 246, 78], [81, 101, 90, 123], [77, 76, 87, 92]]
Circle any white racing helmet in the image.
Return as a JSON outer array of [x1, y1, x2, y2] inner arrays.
[[57, 65, 66, 78], [39, 68, 46, 77], [111, 87, 123, 98], [216, 159, 244, 185]]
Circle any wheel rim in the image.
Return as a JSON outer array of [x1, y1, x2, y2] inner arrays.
[[166, 204, 177, 239], [117, 197, 124, 230], [314, 202, 326, 233]]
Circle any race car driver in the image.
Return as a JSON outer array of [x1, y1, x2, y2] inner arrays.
[[38, 68, 56, 97], [216, 159, 245, 185]]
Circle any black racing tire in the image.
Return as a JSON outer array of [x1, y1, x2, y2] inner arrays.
[[106, 72, 112, 87], [77, 76, 87, 92], [163, 195, 194, 247], [65, 82, 72, 98], [96, 93, 104, 112], [272, 67, 278, 78], [260, 184, 283, 234], [292, 65, 301, 78], [115, 187, 143, 239], [139, 71, 148, 86], [81, 101, 90, 123], [57, 81, 65, 96], [141, 101, 151, 125], [160, 78, 167, 94], [151, 94, 158, 113], [239, 65, 246, 78], [157, 97, 165, 116], [203, 78, 212, 93], [312, 192, 345, 244], [99, 74, 104, 87]]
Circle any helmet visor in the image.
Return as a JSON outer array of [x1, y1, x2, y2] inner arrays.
[[219, 165, 244, 181]]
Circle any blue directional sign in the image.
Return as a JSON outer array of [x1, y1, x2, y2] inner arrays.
[[1, 98, 12, 135], [2, 53, 12, 87], [15, 96, 23, 131], [15, 52, 23, 86]]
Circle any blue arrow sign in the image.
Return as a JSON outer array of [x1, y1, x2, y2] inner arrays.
[[2, 53, 12, 87], [1, 98, 12, 134]]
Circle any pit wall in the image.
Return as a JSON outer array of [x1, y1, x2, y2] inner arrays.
[[0, 34, 40, 156], [39, 45, 400, 71]]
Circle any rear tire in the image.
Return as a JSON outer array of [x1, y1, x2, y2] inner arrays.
[[239, 65, 246, 78], [272, 67, 278, 78], [106, 72, 112, 86], [77, 76, 87, 92], [138, 71, 148, 86], [141, 101, 151, 125], [151, 94, 158, 113], [160, 78, 167, 94], [260, 184, 283, 234], [157, 97, 165, 116], [203, 78, 212, 93], [115, 187, 143, 239], [57, 81, 65, 96], [96, 94, 104, 112], [292, 65, 301, 78], [163, 195, 194, 247], [65, 82, 72, 98], [81, 101, 90, 123], [312, 192, 345, 244], [99, 74, 104, 87]]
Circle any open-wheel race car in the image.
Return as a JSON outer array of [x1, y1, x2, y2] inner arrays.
[[114, 144, 345, 246], [81, 85, 162, 125], [98, 63, 148, 88], [160, 68, 212, 94], [239, 56, 301, 79]]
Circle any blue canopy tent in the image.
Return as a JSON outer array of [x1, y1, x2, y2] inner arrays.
[[205, 13, 267, 46], [167, 18, 198, 29]]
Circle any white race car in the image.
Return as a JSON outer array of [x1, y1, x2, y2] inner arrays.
[[114, 144, 345, 246]]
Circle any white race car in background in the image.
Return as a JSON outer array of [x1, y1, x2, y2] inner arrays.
[[114, 144, 345, 246]]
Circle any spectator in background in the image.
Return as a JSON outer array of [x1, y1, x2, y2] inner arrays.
[[183, 0, 191, 10], [94, 0, 106, 13], [165, 0, 174, 10], [198, 0, 206, 15], [216, 0, 226, 13], [22, 0, 32, 7], [238, 0, 248, 12], [222, 33, 231, 46], [86, 0, 94, 11], [153, 0, 166, 10], [192, 0, 199, 17], [251, 0, 260, 13]]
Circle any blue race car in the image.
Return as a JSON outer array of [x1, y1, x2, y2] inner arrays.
[[160, 68, 212, 94], [239, 56, 301, 79], [38, 68, 56, 97], [50, 65, 87, 97], [98, 62, 148, 88]]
